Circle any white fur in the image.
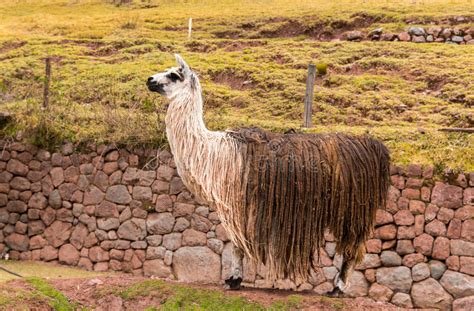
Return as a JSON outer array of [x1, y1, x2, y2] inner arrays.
[[154, 55, 254, 258]]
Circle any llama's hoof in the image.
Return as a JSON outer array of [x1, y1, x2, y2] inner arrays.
[[332, 272, 348, 291], [327, 287, 344, 297], [224, 276, 242, 290]]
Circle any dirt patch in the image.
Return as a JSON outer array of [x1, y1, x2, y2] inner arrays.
[[3, 280, 52, 310], [216, 40, 267, 52], [84, 45, 119, 57], [60, 39, 107, 49], [224, 13, 394, 40], [163, 25, 189, 31], [46, 277, 404, 310], [258, 52, 295, 66], [1, 274, 411, 311], [349, 12, 388, 28], [269, 53, 292, 65], [338, 63, 366, 75], [425, 76, 449, 91], [405, 15, 474, 25], [103, 56, 131, 64], [7, 279, 35, 291], [59, 39, 162, 58], [239, 21, 258, 30], [259, 19, 307, 38], [328, 12, 393, 40], [50, 276, 166, 310], [0, 41, 27, 54], [249, 19, 329, 39], [212, 29, 243, 39], [0, 41, 27, 61], [333, 60, 401, 76], [175, 283, 401, 310], [210, 69, 255, 90], [185, 41, 216, 53], [58, 39, 117, 57]]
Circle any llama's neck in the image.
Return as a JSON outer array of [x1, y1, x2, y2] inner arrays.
[[164, 81, 250, 255], [164, 83, 228, 201], [165, 84, 209, 166], [165, 85, 208, 141]]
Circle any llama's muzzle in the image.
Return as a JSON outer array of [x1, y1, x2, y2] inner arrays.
[[146, 77, 164, 94]]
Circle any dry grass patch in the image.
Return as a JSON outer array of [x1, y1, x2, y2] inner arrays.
[[0, 0, 472, 170], [0, 260, 108, 282]]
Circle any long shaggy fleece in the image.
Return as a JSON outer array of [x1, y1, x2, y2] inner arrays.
[[164, 74, 390, 282], [228, 127, 390, 280]]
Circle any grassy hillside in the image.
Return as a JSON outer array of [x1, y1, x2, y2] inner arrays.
[[0, 0, 473, 170]]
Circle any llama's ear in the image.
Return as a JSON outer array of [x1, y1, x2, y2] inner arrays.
[[175, 54, 190, 74]]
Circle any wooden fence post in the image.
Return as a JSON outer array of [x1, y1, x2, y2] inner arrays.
[[43, 57, 51, 109], [188, 18, 193, 40], [303, 64, 316, 128]]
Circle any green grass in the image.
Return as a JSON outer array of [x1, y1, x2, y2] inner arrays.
[[0, 275, 358, 310], [0, 285, 50, 309], [106, 279, 306, 310], [161, 284, 264, 310], [27, 277, 76, 311], [320, 296, 345, 310], [269, 294, 303, 310], [0, 276, 78, 310], [0, 276, 309, 311], [0, 260, 107, 282], [0, 0, 473, 170], [99, 279, 349, 310], [0, 278, 260, 310], [0, 261, 108, 309], [111, 279, 266, 310], [119, 279, 171, 300]]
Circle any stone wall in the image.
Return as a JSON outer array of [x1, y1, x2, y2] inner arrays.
[[0, 141, 473, 310], [343, 25, 474, 44]]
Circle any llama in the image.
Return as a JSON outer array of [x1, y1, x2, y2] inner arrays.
[[146, 54, 390, 295]]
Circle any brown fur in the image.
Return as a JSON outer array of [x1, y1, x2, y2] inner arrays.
[[228, 127, 390, 280]]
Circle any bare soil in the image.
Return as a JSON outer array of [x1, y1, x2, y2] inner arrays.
[[0, 41, 26, 54], [6, 275, 409, 310], [211, 69, 255, 90]]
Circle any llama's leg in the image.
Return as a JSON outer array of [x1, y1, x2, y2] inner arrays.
[[224, 244, 243, 290], [328, 241, 365, 297], [335, 258, 355, 290], [328, 257, 355, 297]]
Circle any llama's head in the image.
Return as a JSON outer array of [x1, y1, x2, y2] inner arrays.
[[146, 54, 197, 98]]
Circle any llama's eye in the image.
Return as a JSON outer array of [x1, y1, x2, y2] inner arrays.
[[168, 72, 181, 82]]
